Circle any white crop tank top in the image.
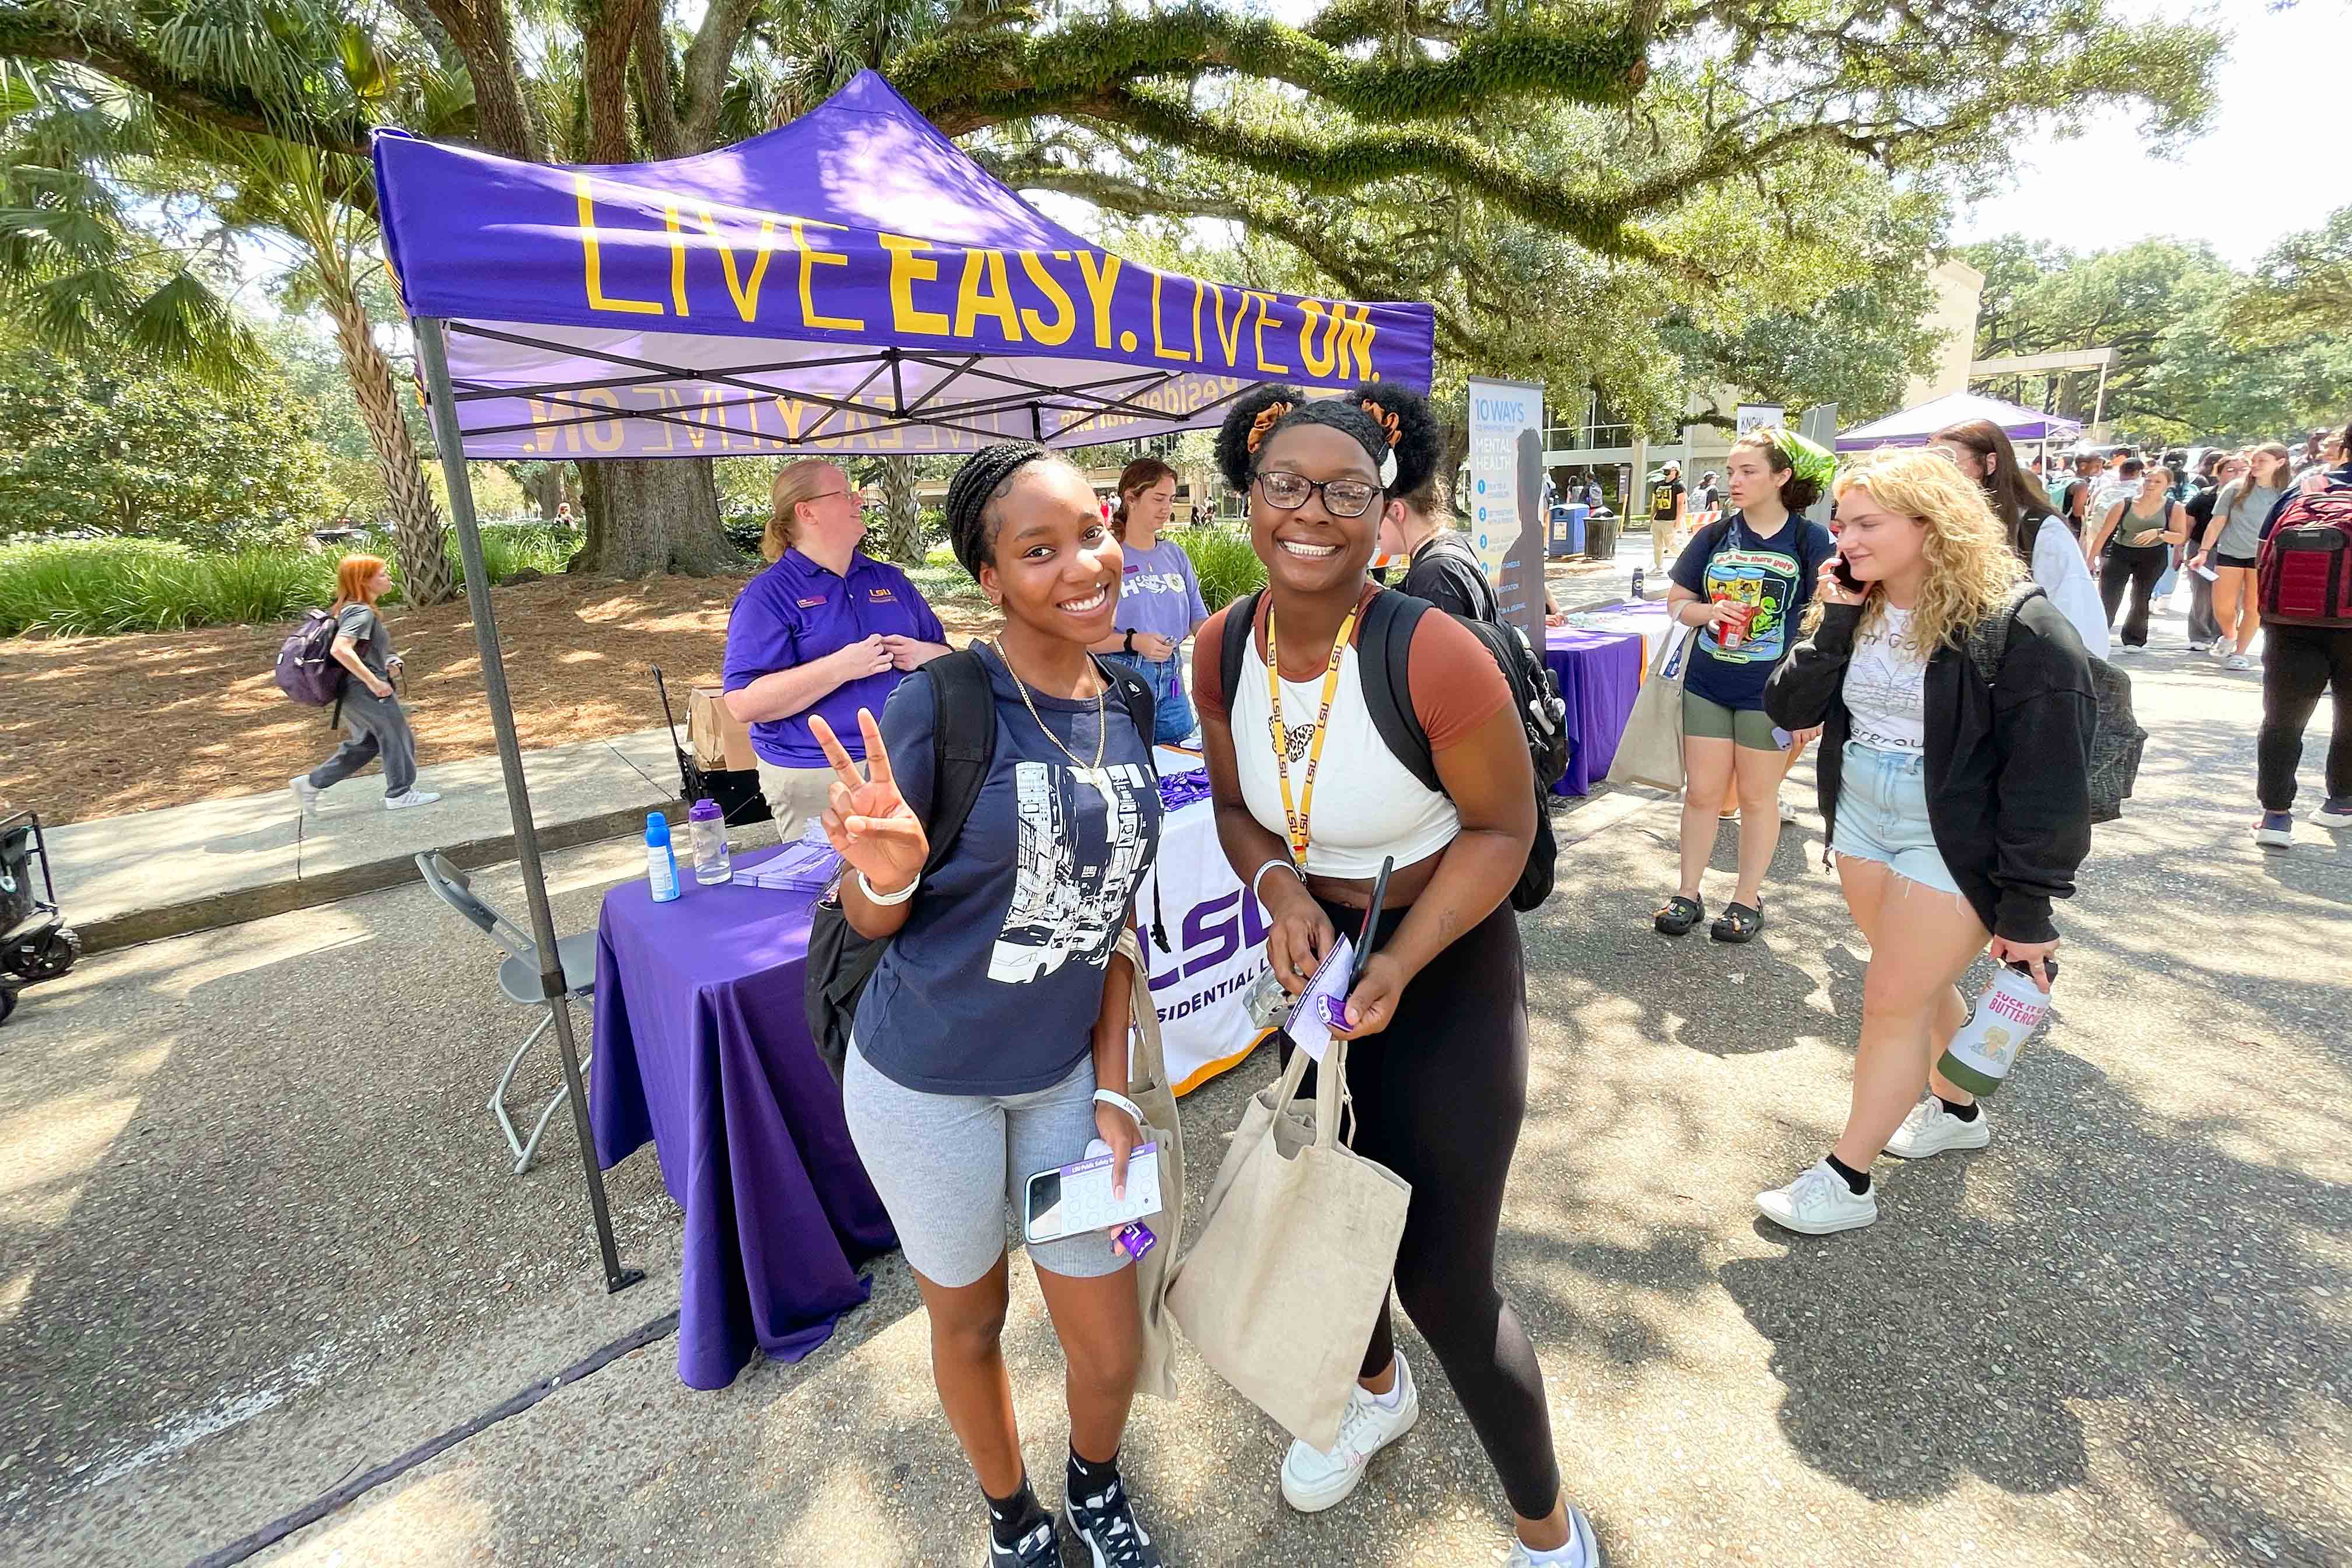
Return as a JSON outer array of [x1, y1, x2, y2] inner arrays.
[[1227, 640, 1464, 879]]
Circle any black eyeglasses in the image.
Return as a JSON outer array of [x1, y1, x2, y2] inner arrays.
[[1255, 470, 1382, 519]]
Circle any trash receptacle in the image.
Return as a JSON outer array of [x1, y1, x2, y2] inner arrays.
[[1584, 507, 1618, 561], [1548, 504, 1588, 558]]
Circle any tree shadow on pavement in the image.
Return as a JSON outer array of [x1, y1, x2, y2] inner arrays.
[[1718, 1049, 2351, 1565]]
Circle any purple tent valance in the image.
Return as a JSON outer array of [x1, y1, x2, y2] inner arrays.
[[1836, 390, 2084, 453], [373, 72, 1436, 460]]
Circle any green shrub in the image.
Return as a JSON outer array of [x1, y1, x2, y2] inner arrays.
[[1175, 527, 1267, 612], [0, 526, 581, 638]]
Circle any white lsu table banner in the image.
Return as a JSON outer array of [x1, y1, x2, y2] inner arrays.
[[1142, 755, 1275, 1094]]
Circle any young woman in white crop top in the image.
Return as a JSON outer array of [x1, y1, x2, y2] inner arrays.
[[1191, 383, 1601, 1568]]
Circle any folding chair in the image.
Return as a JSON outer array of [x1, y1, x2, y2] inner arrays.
[[415, 852, 598, 1174]]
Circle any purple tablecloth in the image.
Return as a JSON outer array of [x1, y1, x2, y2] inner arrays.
[[1545, 627, 1646, 796], [590, 846, 895, 1390]]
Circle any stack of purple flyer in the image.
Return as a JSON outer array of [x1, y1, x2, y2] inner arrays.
[[729, 838, 842, 894]]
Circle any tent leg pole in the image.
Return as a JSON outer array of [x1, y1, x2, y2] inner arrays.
[[416, 317, 641, 1296]]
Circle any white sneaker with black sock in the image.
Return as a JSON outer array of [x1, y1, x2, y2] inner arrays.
[[1884, 1096, 1992, 1158], [1755, 1159, 1878, 1235]]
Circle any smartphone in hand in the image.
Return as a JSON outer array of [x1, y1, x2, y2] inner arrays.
[[1832, 555, 1864, 594]]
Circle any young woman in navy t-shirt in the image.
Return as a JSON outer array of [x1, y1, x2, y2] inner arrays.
[[1654, 429, 1837, 944], [814, 446, 1167, 1567]]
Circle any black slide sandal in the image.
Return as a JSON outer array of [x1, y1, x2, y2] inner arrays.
[[1710, 900, 1763, 943], [1654, 895, 1704, 937]]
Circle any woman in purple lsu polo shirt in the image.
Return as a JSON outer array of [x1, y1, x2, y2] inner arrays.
[[723, 460, 953, 839], [1089, 457, 1209, 746]]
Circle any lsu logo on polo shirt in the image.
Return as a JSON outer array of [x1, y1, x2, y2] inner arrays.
[[867, 586, 897, 603]]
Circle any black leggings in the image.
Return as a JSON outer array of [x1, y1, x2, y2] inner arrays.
[[1281, 894, 1560, 1519], [2099, 544, 2168, 647]]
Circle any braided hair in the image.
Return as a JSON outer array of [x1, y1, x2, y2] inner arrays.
[[1213, 382, 1444, 500], [943, 441, 1059, 579]]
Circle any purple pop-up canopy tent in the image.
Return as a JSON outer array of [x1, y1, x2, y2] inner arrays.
[[375, 72, 1437, 1291], [376, 71, 1434, 459], [1836, 390, 2083, 452]]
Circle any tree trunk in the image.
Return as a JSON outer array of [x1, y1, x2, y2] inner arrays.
[[324, 279, 457, 605], [1440, 417, 1472, 519], [869, 456, 925, 562], [570, 460, 743, 576]]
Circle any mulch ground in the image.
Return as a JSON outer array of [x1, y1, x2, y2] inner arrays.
[[0, 572, 1000, 825], [0, 552, 1627, 825]]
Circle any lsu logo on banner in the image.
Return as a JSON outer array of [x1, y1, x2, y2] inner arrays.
[[1147, 888, 1272, 1014]]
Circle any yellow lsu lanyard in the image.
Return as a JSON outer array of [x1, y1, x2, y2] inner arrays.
[[1265, 598, 1363, 872]]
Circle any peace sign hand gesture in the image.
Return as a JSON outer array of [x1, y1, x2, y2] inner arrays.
[[808, 709, 928, 895]]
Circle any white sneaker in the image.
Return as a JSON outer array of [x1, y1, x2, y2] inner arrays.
[[1884, 1097, 1992, 1159], [1778, 799, 1798, 824], [384, 789, 443, 811], [2314, 801, 2352, 829], [289, 775, 321, 815], [1504, 1504, 1602, 1567], [1755, 1160, 1877, 1236], [1279, 1352, 1419, 1513], [2227, 653, 2253, 671]]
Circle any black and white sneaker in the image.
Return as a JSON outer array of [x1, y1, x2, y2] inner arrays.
[[986, 1516, 1058, 1567], [1067, 1474, 1162, 1567]]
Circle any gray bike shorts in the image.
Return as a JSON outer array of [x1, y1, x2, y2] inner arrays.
[[842, 1044, 1132, 1289]]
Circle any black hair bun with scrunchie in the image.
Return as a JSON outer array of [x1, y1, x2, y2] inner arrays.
[[1356, 382, 1442, 499], [1214, 383, 1307, 493]]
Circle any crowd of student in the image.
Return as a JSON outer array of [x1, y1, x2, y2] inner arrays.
[[682, 391, 2351, 1566]]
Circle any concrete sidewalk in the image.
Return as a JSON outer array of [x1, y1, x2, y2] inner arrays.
[[44, 724, 693, 955]]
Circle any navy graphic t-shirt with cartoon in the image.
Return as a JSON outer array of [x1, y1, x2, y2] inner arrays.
[[1670, 510, 1838, 712], [853, 650, 1163, 1096]]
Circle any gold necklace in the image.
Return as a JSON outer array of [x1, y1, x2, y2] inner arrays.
[[991, 638, 1105, 771]]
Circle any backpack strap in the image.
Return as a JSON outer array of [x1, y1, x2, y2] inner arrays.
[[1093, 655, 1158, 772], [1357, 589, 1442, 794], [919, 647, 998, 876], [1218, 589, 1262, 722], [1964, 582, 2048, 688]]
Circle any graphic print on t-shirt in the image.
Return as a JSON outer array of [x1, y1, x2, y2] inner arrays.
[[1697, 545, 1802, 664], [990, 760, 1154, 985], [1844, 614, 1927, 754]]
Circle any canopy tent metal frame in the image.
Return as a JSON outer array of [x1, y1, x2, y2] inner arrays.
[[384, 72, 1437, 1294], [415, 316, 638, 1293]]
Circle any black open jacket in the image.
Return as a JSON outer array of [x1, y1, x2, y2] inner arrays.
[[1763, 596, 2095, 944]]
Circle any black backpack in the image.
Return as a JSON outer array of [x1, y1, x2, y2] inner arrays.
[[1966, 582, 2144, 825], [803, 646, 1156, 1083], [1220, 588, 1567, 911]]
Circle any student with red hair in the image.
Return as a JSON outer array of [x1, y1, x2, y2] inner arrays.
[[290, 556, 440, 813]]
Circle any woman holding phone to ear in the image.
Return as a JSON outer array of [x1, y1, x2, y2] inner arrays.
[[1759, 447, 2093, 1236], [1192, 383, 1600, 1567], [821, 442, 1167, 1568]]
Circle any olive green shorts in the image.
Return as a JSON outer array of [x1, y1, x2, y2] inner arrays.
[[1682, 690, 1782, 751]]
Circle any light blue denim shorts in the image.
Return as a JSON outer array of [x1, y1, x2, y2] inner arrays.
[[1832, 740, 1962, 896]]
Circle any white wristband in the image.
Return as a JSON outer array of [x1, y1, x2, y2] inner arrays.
[[1250, 858, 1301, 900], [858, 869, 919, 907], [1093, 1088, 1146, 1126]]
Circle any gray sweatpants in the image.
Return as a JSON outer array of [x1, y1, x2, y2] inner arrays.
[[309, 687, 419, 797]]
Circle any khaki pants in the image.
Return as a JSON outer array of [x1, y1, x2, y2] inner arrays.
[[755, 760, 836, 844]]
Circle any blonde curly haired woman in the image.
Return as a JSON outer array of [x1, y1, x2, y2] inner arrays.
[[1756, 449, 2096, 1235]]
